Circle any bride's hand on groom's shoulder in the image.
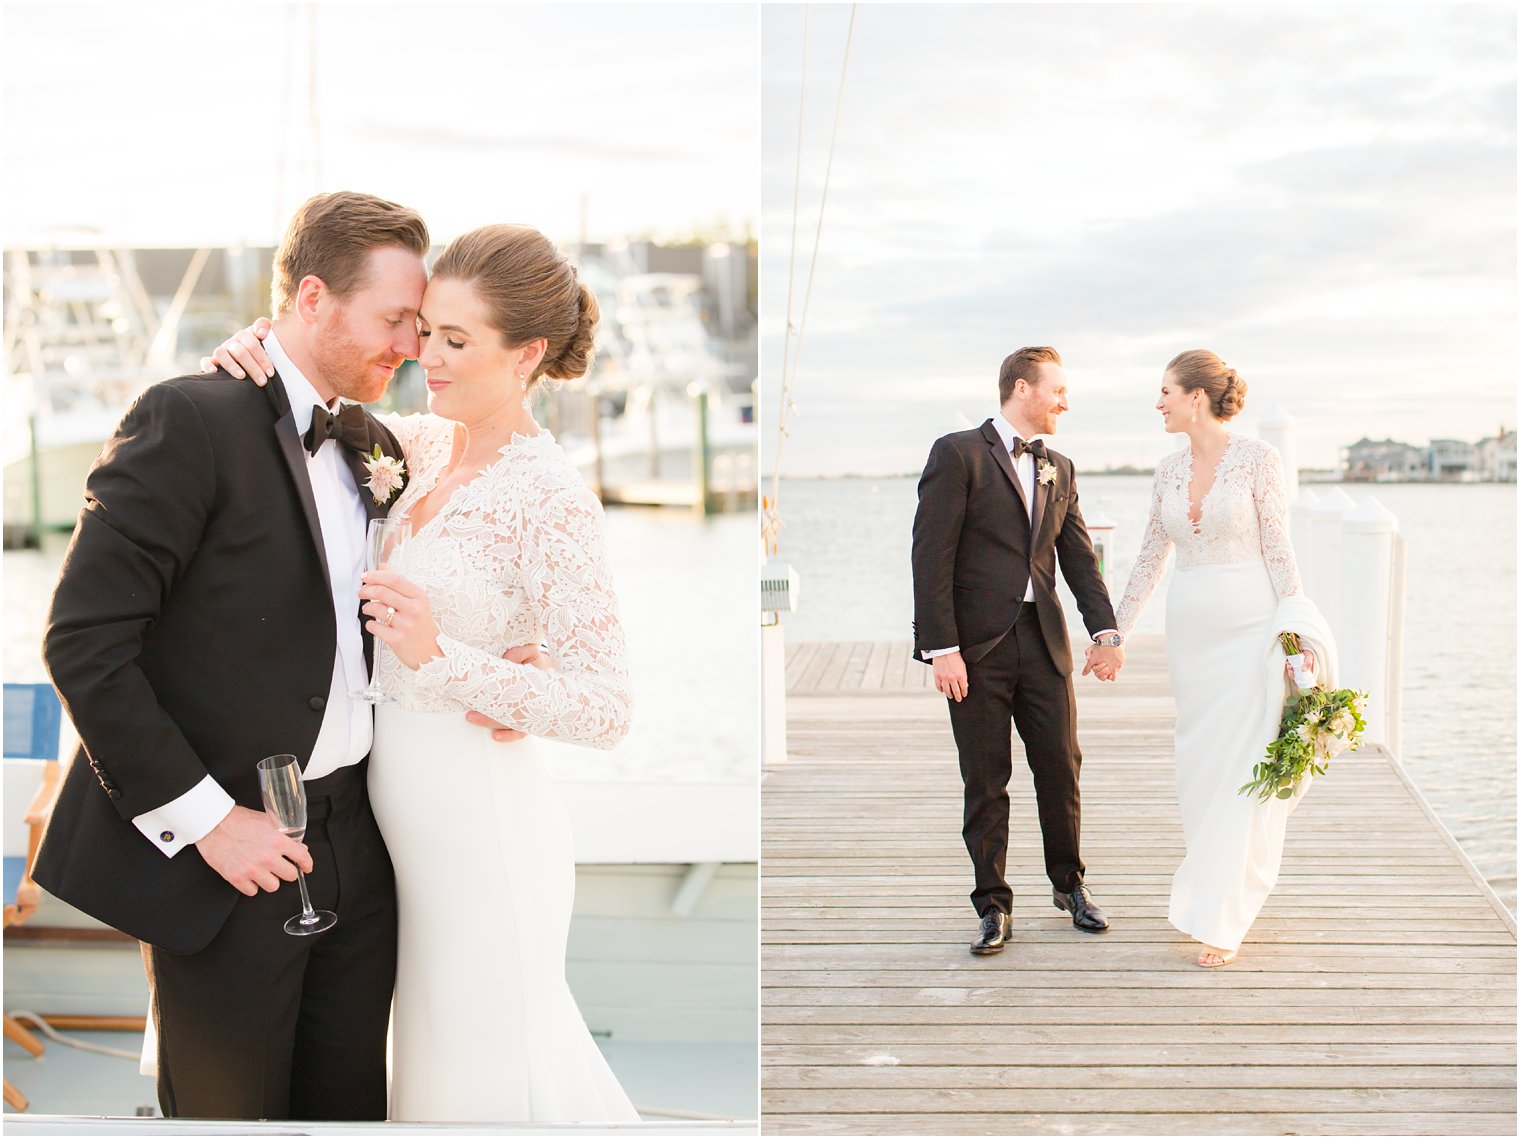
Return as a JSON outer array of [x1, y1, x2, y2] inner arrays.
[[201, 317, 275, 382]]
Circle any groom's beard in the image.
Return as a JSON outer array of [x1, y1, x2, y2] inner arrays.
[[1030, 411, 1059, 436], [313, 310, 405, 405]]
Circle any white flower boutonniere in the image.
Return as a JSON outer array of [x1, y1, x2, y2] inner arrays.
[[362, 445, 406, 506], [1037, 460, 1058, 487]]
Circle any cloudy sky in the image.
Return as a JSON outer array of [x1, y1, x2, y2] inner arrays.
[[2, 2, 756, 248], [760, 2, 1516, 475]]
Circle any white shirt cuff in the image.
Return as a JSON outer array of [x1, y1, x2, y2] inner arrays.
[[923, 646, 961, 660], [1092, 629, 1119, 641], [132, 776, 236, 858]]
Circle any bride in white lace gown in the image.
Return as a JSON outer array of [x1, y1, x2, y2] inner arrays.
[[1112, 351, 1335, 967], [357, 226, 636, 1122]]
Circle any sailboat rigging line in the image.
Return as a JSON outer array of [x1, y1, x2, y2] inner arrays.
[[767, 3, 857, 554], [307, 3, 322, 188], [775, 4, 808, 485]]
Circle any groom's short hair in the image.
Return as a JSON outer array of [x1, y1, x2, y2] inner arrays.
[[272, 191, 430, 314], [998, 346, 1062, 404]]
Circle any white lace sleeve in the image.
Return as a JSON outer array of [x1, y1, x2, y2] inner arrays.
[[1114, 463, 1174, 636], [1253, 443, 1303, 599], [409, 476, 632, 749]]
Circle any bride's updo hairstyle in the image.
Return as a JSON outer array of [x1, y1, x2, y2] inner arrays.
[[430, 224, 599, 393], [1165, 349, 1247, 421]]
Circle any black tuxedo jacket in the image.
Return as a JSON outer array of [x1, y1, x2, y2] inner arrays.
[[911, 419, 1116, 674], [35, 369, 402, 955]]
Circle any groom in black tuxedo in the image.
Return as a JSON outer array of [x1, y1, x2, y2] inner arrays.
[[35, 192, 432, 1120], [912, 347, 1124, 953]]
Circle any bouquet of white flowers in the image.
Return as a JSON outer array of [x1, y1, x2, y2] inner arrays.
[[1239, 632, 1368, 802]]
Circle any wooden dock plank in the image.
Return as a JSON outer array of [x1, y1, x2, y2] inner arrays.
[[761, 1113, 1517, 1136], [766, 638, 1518, 1135], [859, 641, 892, 692]]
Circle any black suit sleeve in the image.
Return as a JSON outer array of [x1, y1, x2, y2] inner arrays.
[[911, 435, 969, 654], [1052, 464, 1119, 639], [43, 382, 220, 821]]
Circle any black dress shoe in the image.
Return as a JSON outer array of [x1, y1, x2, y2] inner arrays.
[[970, 909, 1011, 954], [1053, 884, 1109, 932]]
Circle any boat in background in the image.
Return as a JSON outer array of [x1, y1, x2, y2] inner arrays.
[[4, 238, 758, 543], [3, 240, 226, 543]]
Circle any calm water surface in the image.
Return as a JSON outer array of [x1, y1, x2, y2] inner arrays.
[[773, 475, 1516, 911]]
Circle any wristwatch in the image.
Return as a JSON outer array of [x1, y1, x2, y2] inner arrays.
[[1092, 633, 1123, 648]]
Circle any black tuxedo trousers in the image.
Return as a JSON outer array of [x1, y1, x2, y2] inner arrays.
[[146, 764, 396, 1120], [948, 606, 1084, 915]]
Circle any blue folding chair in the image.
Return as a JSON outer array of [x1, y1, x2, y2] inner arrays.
[[3, 683, 66, 1112]]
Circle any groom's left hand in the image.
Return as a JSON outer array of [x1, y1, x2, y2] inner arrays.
[[464, 644, 548, 743]]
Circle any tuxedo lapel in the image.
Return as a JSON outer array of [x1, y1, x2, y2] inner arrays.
[[338, 446, 384, 524], [981, 420, 1032, 522], [1030, 460, 1048, 543], [262, 371, 335, 603]]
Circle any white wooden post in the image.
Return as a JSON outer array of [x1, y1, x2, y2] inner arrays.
[[1291, 487, 1319, 588], [761, 622, 788, 765], [1085, 510, 1116, 584], [1338, 497, 1399, 748], [1259, 406, 1298, 499], [1310, 487, 1355, 641]]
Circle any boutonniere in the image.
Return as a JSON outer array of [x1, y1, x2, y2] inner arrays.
[[1037, 459, 1058, 487], [362, 445, 406, 506]]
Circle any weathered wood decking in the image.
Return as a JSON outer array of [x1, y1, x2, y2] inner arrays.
[[762, 638, 1517, 1135]]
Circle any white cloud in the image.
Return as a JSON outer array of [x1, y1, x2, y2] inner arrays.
[[761, 2, 1516, 474], [2, 2, 757, 247]]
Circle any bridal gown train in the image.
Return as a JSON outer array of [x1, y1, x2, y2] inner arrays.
[[1115, 434, 1334, 953], [366, 414, 638, 1123]]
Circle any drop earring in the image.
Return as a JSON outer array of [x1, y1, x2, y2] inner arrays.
[[520, 372, 531, 412]]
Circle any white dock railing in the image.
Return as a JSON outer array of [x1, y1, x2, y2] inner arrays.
[[1270, 410, 1408, 756]]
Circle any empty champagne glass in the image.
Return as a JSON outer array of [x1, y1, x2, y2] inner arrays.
[[350, 516, 412, 704], [257, 753, 337, 936]]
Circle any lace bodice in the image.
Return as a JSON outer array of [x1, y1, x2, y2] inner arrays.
[[1114, 434, 1302, 636], [373, 413, 631, 749]]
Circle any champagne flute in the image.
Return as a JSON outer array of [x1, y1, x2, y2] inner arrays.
[[350, 516, 412, 704], [256, 754, 337, 936]]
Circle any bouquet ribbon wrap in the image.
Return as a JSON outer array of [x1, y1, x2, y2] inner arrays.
[[1265, 593, 1339, 720]]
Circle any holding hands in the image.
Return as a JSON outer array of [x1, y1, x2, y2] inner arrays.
[[1083, 643, 1124, 682]]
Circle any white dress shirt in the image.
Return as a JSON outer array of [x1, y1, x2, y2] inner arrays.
[[924, 412, 1114, 660], [133, 331, 374, 856]]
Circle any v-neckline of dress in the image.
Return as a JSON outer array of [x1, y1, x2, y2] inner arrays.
[[399, 425, 548, 541], [1182, 432, 1236, 536]]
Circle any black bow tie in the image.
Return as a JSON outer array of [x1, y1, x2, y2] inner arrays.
[[1011, 437, 1047, 461], [303, 403, 370, 456]]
